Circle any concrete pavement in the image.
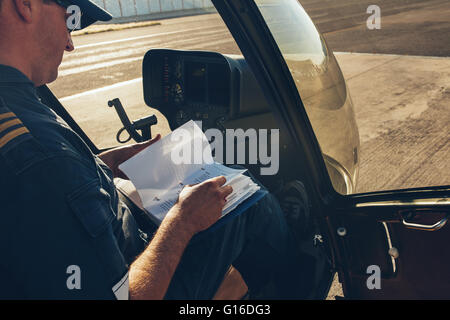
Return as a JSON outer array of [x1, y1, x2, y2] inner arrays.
[[334, 53, 449, 193]]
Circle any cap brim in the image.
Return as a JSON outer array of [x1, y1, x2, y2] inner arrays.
[[71, 0, 113, 29]]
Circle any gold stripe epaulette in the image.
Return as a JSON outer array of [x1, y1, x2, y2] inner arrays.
[[0, 111, 30, 149]]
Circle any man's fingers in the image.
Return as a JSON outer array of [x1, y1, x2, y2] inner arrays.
[[220, 185, 233, 198], [209, 175, 227, 187]]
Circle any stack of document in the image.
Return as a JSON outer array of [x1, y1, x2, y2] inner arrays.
[[119, 120, 263, 226]]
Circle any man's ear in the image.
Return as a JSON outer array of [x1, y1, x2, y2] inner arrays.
[[12, 0, 34, 23]]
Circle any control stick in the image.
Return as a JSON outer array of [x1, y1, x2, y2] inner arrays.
[[108, 98, 157, 143]]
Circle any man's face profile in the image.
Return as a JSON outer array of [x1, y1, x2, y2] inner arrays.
[[34, 0, 75, 84], [0, 0, 75, 86]]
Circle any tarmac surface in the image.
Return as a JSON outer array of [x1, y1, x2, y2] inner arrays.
[[301, 0, 450, 57], [46, 0, 450, 299]]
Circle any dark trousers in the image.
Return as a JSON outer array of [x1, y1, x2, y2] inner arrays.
[[119, 171, 305, 299], [164, 167, 307, 299]]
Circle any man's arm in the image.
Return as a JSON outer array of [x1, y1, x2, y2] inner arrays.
[[128, 210, 192, 299], [128, 176, 233, 300]]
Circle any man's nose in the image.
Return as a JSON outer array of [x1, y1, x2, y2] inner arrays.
[[66, 34, 75, 52]]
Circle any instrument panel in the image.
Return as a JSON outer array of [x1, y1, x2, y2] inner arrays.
[[143, 49, 271, 133], [144, 50, 231, 132]]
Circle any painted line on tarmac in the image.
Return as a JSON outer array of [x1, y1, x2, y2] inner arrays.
[[59, 57, 143, 77], [62, 29, 229, 69], [60, 30, 230, 76], [75, 26, 207, 49], [59, 78, 142, 101]]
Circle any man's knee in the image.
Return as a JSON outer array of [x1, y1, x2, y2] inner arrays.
[[243, 192, 290, 246]]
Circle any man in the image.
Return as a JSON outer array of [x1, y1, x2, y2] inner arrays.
[[0, 0, 311, 299]]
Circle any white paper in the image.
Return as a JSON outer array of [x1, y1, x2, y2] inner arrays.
[[119, 120, 259, 225]]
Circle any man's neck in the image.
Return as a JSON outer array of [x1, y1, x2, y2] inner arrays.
[[0, 51, 33, 84]]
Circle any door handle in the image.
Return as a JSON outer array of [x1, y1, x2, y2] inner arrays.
[[402, 215, 448, 231]]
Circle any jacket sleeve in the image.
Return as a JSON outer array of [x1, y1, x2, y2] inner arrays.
[[0, 148, 129, 299]]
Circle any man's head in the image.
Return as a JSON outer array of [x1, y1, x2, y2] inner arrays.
[[0, 0, 111, 86]]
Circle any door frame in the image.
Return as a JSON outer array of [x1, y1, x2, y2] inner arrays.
[[213, 0, 450, 299]]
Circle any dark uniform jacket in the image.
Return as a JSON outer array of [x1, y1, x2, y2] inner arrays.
[[0, 65, 148, 299]]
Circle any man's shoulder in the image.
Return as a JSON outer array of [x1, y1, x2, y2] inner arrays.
[[0, 94, 96, 175]]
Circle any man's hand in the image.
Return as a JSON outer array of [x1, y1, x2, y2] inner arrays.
[[168, 176, 234, 236], [98, 134, 161, 178], [129, 176, 233, 300]]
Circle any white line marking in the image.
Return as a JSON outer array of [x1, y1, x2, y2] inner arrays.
[[185, 38, 235, 50], [61, 29, 228, 69], [59, 78, 142, 101], [59, 57, 143, 77], [75, 26, 208, 49], [59, 30, 230, 76]]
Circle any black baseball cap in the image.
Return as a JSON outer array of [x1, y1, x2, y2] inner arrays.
[[59, 0, 113, 29]]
